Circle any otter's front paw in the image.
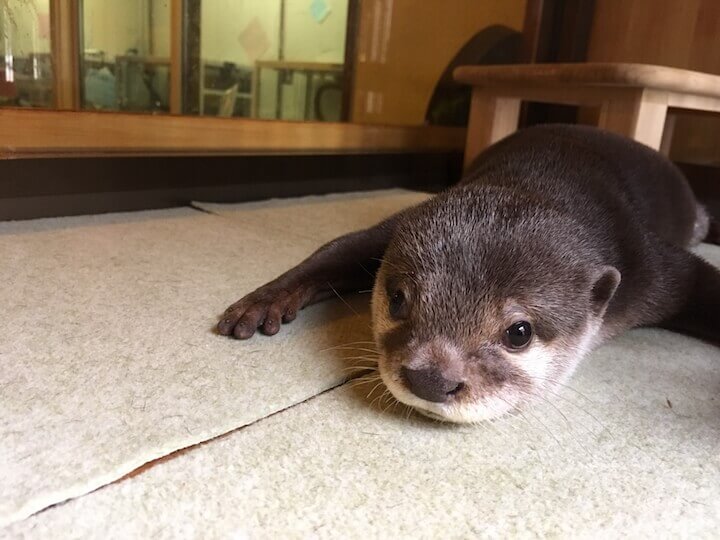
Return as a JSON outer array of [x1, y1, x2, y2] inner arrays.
[[217, 282, 315, 339]]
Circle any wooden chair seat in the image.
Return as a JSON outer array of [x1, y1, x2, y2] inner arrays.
[[453, 62, 720, 166]]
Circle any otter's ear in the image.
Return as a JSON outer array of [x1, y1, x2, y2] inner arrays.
[[591, 266, 621, 318]]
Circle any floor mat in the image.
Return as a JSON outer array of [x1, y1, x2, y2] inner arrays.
[[192, 189, 431, 243], [7, 324, 719, 538], [1, 191, 423, 526]]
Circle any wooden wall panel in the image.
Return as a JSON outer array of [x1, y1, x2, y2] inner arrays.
[[351, 0, 527, 126], [0, 108, 465, 159], [587, 0, 720, 165]]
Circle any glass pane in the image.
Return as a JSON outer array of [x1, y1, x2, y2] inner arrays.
[[0, 0, 53, 108], [193, 0, 349, 120], [185, 0, 528, 125], [80, 0, 171, 112]]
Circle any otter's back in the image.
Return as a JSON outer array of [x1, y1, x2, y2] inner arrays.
[[463, 124, 698, 247]]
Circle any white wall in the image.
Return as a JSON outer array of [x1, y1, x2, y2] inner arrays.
[[0, 0, 347, 63], [284, 0, 347, 63], [150, 0, 170, 57], [201, 0, 280, 66], [0, 0, 51, 56], [83, 0, 150, 58], [200, 0, 348, 118], [201, 0, 347, 67]]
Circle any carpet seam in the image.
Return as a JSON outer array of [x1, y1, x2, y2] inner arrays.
[[11, 371, 374, 526], [187, 202, 221, 216], [6, 197, 382, 527]]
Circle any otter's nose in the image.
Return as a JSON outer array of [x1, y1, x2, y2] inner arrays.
[[401, 366, 464, 403]]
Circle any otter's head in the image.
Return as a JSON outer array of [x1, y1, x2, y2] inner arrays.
[[371, 188, 620, 423]]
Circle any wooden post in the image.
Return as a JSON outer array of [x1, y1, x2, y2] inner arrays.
[[169, 0, 184, 114], [463, 90, 521, 168], [49, 0, 80, 110], [598, 89, 669, 151], [659, 112, 676, 157]]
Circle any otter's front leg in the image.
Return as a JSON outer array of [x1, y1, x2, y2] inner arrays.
[[217, 216, 401, 339]]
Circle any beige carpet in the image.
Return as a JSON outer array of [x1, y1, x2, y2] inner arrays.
[[0, 192, 423, 527], [6, 327, 720, 538], [2, 191, 720, 537]]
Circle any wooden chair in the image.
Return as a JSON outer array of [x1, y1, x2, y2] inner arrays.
[[454, 63, 720, 167]]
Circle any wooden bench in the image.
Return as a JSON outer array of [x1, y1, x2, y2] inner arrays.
[[453, 63, 720, 167]]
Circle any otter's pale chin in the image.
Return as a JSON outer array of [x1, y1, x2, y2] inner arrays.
[[414, 408, 448, 422]]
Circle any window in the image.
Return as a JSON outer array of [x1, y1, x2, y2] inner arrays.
[[1, 0, 528, 129], [0, 0, 53, 108], [81, 0, 171, 112]]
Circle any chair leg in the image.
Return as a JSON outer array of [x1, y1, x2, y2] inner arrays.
[[598, 89, 669, 151], [464, 90, 520, 169], [659, 112, 676, 156]]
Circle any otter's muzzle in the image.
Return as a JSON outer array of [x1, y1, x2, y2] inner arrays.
[[401, 366, 465, 403]]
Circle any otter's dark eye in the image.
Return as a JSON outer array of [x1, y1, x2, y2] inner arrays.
[[388, 289, 408, 320], [503, 321, 533, 350]]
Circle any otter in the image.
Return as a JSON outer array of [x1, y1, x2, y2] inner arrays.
[[217, 124, 720, 423]]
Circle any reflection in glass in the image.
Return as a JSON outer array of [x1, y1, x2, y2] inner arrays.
[[0, 0, 53, 108], [195, 0, 349, 120], [1, 0, 529, 130], [81, 0, 170, 112]]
